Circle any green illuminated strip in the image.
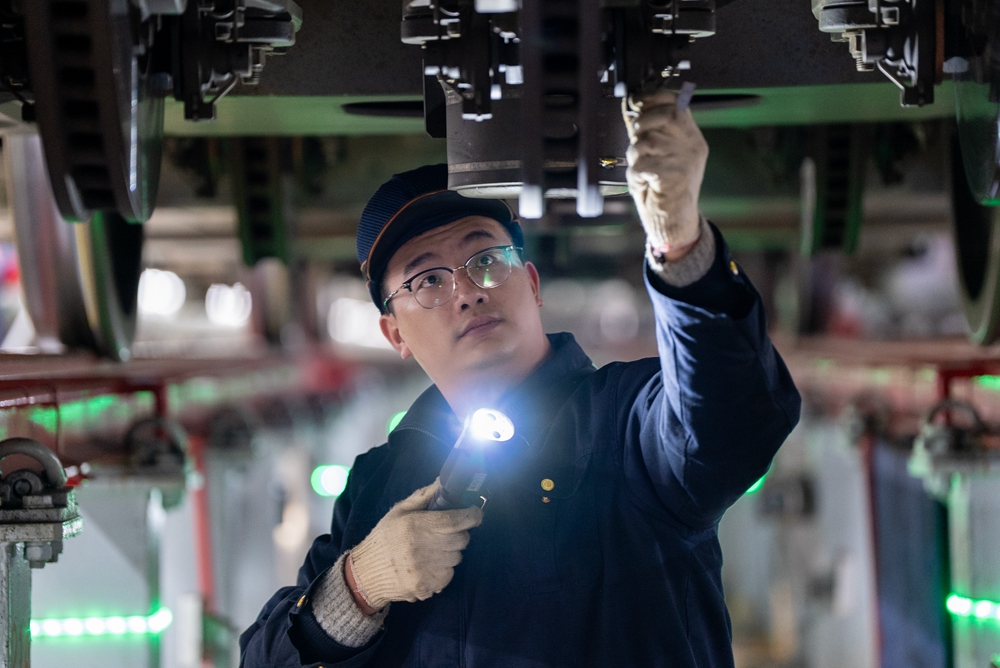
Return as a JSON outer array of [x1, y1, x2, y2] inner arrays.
[[27, 393, 148, 433], [946, 594, 1000, 622], [30, 608, 172, 638]]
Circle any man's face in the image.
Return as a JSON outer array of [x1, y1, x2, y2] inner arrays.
[[379, 216, 546, 388]]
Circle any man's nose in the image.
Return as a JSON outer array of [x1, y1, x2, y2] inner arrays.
[[453, 268, 489, 310]]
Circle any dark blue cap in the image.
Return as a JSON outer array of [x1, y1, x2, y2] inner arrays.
[[357, 164, 523, 312]]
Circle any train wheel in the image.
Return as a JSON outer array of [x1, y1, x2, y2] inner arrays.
[[951, 137, 1000, 344], [76, 211, 143, 360], [23, 0, 164, 223], [6, 133, 142, 359]]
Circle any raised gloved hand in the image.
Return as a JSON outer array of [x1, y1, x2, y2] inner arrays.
[[348, 480, 483, 610], [623, 89, 709, 262]]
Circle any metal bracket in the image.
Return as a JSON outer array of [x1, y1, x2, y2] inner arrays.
[[0, 437, 81, 668]]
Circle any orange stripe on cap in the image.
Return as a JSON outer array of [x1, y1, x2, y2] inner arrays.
[[361, 189, 449, 281]]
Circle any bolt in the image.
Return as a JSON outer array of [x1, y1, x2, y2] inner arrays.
[[24, 542, 52, 565]]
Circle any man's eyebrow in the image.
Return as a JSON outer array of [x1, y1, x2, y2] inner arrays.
[[460, 229, 499, 247], [401, 229, 502, 278], [403, 251, 440, 279]]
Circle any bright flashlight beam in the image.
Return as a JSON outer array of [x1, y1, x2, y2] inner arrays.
[[469, 408, 514, 442]]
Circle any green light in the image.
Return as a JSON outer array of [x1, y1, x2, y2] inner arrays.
[[386, 411, 407, 435], [62, 619, 84, 636], [311, 465, 351, 497], [976, 376, 1000, 391], [83, 618, 106, 636], [30, 609, 172, 639], [869, 369, 892, 385], [813, 359, 835, 371], [105, 617, 128, 635], [147, 607, 172, 633], [946, 594, 1000, 622], [975, 600, 997, 620], [40, 619, 62, 637], [947, 594, 972, 616], [27, 395, 123, 434], [745, 473, 767, 495]]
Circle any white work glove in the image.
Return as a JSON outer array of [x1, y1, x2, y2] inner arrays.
[[349, 480, 483, 610], [623, 90, 709, 260]]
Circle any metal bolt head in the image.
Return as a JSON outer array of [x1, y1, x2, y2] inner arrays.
[[24, 542, 54, 567]]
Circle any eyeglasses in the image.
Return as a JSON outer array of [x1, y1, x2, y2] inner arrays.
[[383, 245, 524, 310]]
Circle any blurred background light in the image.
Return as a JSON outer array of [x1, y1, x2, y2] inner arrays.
[[205, 282, 252, 327], [327, 297, 392, 349], [311, 464, 351, 497], [272, 500, 310, 550], [596, 279, 640, 343], [137, 269, 186, 317]]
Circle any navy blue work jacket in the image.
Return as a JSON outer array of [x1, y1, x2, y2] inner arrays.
[[241, 224, 801, 668]]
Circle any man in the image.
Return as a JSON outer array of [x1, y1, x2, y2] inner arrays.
[[240, 91, 800, 667]]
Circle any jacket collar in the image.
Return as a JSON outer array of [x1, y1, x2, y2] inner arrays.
[[392, 332, 595, 451]]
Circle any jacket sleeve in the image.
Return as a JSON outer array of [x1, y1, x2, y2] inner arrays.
[[620, 221, 801, 530], [239, 455, 386, 668]]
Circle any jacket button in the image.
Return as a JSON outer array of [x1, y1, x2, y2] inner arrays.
[[297, 596, 307, 608], [541, 478, 555, 491], [730, 260, 739, 275]]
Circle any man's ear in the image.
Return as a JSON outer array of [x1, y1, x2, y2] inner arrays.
[[525, 261, 543, 307], [379, 313, 413, 360]]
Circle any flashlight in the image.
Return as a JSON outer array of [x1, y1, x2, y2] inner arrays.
[[427, 408, 514, 511]]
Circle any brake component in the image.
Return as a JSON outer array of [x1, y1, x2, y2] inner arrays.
[[402, 0, 718, 219], [814, 0, 941, 107]]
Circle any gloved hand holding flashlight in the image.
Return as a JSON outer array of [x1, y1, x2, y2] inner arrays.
[[347, 409, 512, 613], [429, 408, 515, 510], [347, 480, 483, 612]]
